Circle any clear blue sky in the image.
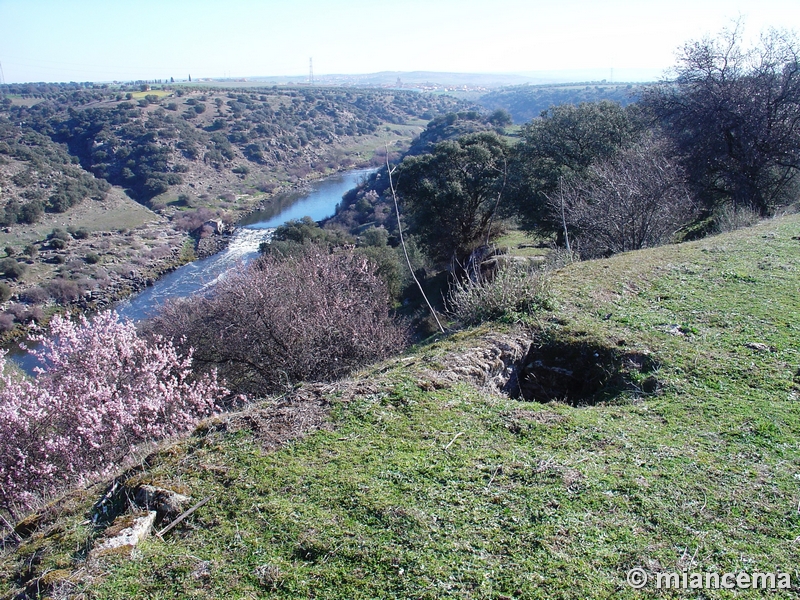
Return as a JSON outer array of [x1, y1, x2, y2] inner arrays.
[[0, 0, 797, 84]]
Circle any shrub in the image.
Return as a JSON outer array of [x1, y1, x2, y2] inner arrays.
[[26, 306, 44, 323], [20, 286, 49, 304], [447, 262, 550, 325], [148, 249, 408, 394], [5, 304, 41, 324], [85, 252, 101, 264], [173, 207, 219, 232], [49, 228, 71, 243], [361, 226, 389, 248], [46, 279, 80, 304], [19, 201, 43, 224], [68, 226, 90, 239], [0, 311, 227, 512], [0, 313, 14, 332], [712, 203, 762, 234], [256, 180, 277, 193], [0, 258, 27, 280], [356, 244, 405, 303], [0, 282, 11, 303], [4, 303, 28, 321]]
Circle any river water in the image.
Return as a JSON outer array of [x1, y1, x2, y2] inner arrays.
[[11, 168, 373, 372]]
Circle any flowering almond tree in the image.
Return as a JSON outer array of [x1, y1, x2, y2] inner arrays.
[[0, 311, 226, 515]]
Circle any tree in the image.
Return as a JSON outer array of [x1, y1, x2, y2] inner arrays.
[[552, 135, 697, 258], [643, 23, 800, 214], [396, 132, 509, 263], [509, 100, 639, 233], [487, 108, 513, 127]]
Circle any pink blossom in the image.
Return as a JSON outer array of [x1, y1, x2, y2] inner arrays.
[[0, 311, 227, 512]]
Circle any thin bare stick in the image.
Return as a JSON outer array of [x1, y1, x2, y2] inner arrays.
[[485, 466, 500, 491], [559, 177, 573, 258], [444, 431, 464, 450], [385, 147, 445, 333], [156, 496, 211, 539], [485, 156, 508, 248], [0, 512, 22, 543]]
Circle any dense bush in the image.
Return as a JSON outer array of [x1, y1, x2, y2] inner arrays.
[[0, 311, 227, 512], [260, 217, 354, 258], [172, 207, 223, 232], [19, 286, 49, 304], [46, 278, 81, 304], [0, 258, 27, 280], [149, 249, 408, 395], [0, 314, 14, 332], [68, 226, 90, 239]]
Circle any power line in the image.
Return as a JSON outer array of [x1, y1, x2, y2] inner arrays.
[[0, 62, 5, 85]]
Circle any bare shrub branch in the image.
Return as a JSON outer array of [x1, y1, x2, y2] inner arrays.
[[550, 136, 697, 258]]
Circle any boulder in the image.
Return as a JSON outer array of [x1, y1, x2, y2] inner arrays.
[[134, 484, 192, 522]]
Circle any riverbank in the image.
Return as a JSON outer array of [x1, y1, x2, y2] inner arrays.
[[0, 165, 376, 348], [2, 167, 373, 360]]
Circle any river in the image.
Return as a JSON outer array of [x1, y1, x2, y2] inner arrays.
[[10, 168, 374, 372]]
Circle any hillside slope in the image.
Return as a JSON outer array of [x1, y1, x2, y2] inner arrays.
[[478, 83, 642, 124], [2, 215, 799, 599], [0, 86, 467, 334]]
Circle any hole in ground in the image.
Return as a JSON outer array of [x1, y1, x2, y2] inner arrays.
[[507, 333, 659, 406]]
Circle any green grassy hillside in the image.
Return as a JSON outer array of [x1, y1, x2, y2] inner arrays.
[[2, 215, 799, 599]]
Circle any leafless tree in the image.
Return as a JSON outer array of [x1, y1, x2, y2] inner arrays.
[[643, 22, 800, 214], [550, 136, 697, 258]]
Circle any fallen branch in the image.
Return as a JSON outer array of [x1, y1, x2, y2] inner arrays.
[[444, 431, 464, 451], [156, 496, 211, 539]]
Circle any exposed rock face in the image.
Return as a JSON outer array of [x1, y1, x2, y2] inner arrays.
[[416, 333, 530, 394], [195, 233, 231, 259]]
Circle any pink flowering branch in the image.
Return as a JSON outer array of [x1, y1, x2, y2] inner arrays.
[[0, 311, 227, 514]]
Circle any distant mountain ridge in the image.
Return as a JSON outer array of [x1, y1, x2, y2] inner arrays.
[[232, 71, 539, 88], [210, 68, 663, 89]]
